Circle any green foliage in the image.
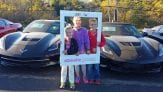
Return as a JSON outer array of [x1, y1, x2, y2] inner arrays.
[[100, 0, 163, 28], [0, 0, 162, 28]]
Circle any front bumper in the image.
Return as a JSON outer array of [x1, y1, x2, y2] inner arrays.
[[101, 54, 163, 73], [101, 52, 163, 64], [0, 55, 59, 67], [109, 61, 161, 73]]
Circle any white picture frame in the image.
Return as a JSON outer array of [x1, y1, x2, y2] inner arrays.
[[60, 10, 102, 66]]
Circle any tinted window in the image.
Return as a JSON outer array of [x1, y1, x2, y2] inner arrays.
[[4, 19, 13, 25], [23, 21, 53, 33], [152, 26, 160, 32], [47, 23, 60, 34], [0, 20, 6, 27], [159, 27, 163, 33], [102, 23, 141, 37]]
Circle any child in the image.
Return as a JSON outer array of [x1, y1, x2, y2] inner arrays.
[[60, 26, 78, 89], [72, 16, 90, 83], [87, 18, 106, 84]]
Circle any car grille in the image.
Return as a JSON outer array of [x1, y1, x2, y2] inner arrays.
[[120, 42, 141, 46], [0, 56, 49, 63], [22, 37, 40, 41]]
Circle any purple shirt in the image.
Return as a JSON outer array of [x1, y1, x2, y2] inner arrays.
[[65, 40, 70, 50], [73, 27, 90, 53]]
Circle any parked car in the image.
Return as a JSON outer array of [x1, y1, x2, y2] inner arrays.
[[101, 22, 163, 73], [142, 25, 163, 43], [0, 18, 23, 38], [0, 20, 60, 67]]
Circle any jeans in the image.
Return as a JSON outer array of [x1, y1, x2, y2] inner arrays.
[[75, 50, 87, 80], [75, 65, 87, 79], [87, 64, 100, 80]]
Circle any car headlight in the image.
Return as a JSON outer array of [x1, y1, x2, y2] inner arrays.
[[0, 37, 5, 50], [48, 44, 58, 52], [48, 38, 60, 52], [159, 44, 163, 56], [101, 46, 114, 56], [46, 42, 61, 58]]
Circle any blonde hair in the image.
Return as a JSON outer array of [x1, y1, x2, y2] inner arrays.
[[64, 24, 73, 33], [73, 16, 81, 23], [89, 18, 97, 24]]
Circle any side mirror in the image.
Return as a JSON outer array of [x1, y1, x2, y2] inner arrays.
[[142, 32, 148, 36], [0, 26, 4, 30], [17, 27, 24, 31], [9, 23, 14, 27]]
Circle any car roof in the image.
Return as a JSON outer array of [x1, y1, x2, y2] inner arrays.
[[102, 22, 132, 25], [0, 18, 13, 22], [153, 25, 163, 28], [34, 19, 60, 23], [0, 18, 6, 20]]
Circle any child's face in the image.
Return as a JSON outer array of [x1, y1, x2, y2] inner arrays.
[[66, 29, 73, 38], [89, 21, 97, 31], [73, 17, 81, 28]]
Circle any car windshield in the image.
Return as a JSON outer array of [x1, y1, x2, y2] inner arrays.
[[23, 20, 53, 33], [159, 27, 163, 33], [102, 23, 141, 37], [5, 19, 13, 25]]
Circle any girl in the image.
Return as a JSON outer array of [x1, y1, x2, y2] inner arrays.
[[88, 18, 106, 84], [60, 26, 78, 89], [72, 16, 90, 84]]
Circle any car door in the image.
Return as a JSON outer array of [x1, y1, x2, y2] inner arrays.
[[3, 20, 16, 34], [0, 20, 7, 37], [0, 20, 16, 37]]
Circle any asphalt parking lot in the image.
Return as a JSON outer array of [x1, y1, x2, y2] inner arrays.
[[0, 64, 163, 92]]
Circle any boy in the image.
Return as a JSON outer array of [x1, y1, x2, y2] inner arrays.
[[87, 18, 106, 84]]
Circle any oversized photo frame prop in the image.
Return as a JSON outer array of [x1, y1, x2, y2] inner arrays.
[[60, 10, 102, 66]]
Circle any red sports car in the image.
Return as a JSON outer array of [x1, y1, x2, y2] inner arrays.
[[0, 18, 23, 38]]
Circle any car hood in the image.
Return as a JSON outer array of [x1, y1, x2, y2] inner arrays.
[[0, 32, 59, 58], [105, 36, 159, 61]]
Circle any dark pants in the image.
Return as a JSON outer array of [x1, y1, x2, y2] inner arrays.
[[87, 64, 100, 80]]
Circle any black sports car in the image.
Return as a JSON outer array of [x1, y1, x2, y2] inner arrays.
[[0, 20, 60, 67], [143, 25, 163, 43], [101, 22, 163, 73]]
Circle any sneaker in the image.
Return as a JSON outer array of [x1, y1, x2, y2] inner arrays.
[[83, 76, 88, 83], [75, 77, 80, 83], [59, 82, 65, 89], [95, 80, 100, 84], [70, 83, 75, 90]]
